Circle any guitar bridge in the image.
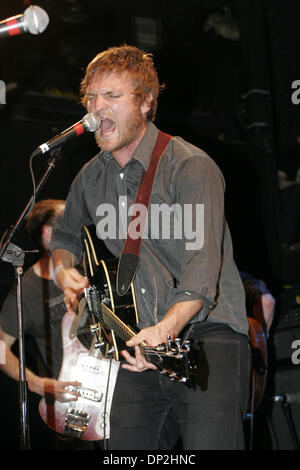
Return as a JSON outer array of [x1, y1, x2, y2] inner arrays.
[[64, 409, 91, 438]]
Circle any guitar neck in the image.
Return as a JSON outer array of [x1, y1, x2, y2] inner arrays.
[[100, 295, 194, 387], [101, 303, 137, 344]]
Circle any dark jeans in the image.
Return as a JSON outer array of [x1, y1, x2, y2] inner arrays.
[[108, 323, 251, 450]]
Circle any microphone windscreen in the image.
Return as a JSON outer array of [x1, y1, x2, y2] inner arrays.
[[24, 5, 49, 35], [83, 113, 101, 132]]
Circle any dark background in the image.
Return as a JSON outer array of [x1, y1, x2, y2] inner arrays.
[[0, 0, 300, 451]]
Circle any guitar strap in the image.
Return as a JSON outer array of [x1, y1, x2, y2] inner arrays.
[[116, 130, 172, 296]]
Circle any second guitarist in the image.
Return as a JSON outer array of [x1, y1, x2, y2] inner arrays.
[[0, 200, 104, 450]]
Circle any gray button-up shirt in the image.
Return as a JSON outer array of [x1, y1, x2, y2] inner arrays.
[[51, 121, 248, 335]]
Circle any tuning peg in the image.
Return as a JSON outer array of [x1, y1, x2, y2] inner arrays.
[[182, 340, 191, 351], [89, 323, 100, 334]]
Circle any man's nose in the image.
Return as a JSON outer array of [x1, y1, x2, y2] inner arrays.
[[90, 94, 107, 113]]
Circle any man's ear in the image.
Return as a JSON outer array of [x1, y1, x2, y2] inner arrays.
[[41, 224, 53, 248], [140, 92, 153, 116], [41, 224, 52, 236]]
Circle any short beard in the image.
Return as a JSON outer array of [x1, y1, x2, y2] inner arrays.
[[95, 104, 145, 153]]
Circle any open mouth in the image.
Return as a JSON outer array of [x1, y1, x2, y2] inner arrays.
[[100, 118, 116, 136]]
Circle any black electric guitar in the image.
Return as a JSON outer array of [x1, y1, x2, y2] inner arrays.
[[82, 226, 196, 387]]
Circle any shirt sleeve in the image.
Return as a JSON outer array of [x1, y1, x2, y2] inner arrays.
[[50, 168, 94, 263], [0, 281, 32, 338], [168, 151, 226, 315]]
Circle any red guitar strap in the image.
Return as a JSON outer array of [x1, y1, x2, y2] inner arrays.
[[116, 131, 172, 296]]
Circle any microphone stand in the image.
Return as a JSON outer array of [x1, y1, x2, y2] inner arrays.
[[0, 148, 62, 450], [1, 244, 39, 449], [272, 394, 300, 450], [279, 397, 300, 450]]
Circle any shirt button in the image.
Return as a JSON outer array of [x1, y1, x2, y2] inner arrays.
[[120, 172, 124, 180]]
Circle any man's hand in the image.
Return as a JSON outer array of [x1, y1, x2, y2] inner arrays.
[[30, 376, 82, 402], [121, 323, 171, 373], [55, 267, 89, 313], [121, 299, 203, 373], [52, 249, 89, 313]]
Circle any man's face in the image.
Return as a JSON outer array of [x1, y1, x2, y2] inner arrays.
[[86, 71, 150, 157]]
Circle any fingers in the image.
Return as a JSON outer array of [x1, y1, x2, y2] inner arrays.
[[42, 378, 83, 402], [62, 381, 82, 388], [126, 328, 162, 349], [121, 347, 157, 372], [59, 392, 79, 402], [121, 349, 144, 370], [58, 381, 82, 402], [69, 268, 89, 288], [63, 288, 79, 313], [56, 267, 89, 291]]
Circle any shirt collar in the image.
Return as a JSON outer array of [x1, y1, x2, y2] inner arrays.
[[132, 121, 159, 171]]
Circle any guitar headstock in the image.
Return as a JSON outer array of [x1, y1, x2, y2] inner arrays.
[[143, 336, 196, 387]]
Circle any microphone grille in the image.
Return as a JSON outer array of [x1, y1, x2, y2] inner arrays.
[[83, 113, 101, 132], [24, 6, 49, 35]]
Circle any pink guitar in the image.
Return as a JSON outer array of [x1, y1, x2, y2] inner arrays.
[[39, 310, 119, 440]]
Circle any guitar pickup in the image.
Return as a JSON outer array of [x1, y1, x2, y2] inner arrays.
[[64, 409, 91, 438], [65, 385, 103, 402]]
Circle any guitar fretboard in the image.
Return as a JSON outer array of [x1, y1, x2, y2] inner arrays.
[[101, 303, 137, 344]]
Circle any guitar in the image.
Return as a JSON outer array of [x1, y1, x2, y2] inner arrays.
[[248, 316, 268, 411], [82, 225, 196, 387], [39, 307, 120, 441]]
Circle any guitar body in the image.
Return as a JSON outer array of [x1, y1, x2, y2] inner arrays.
[[83, 257, 139, 361], [39, 312, 119, 440], [248, 317, 268, 411]]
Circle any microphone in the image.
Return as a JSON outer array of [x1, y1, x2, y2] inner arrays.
[[272, 392, 300, 404], [0, 5, 49, 38], [32, 113, 101, 156]]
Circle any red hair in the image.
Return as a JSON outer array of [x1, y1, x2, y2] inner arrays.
[[80, 45, 164, 121]]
